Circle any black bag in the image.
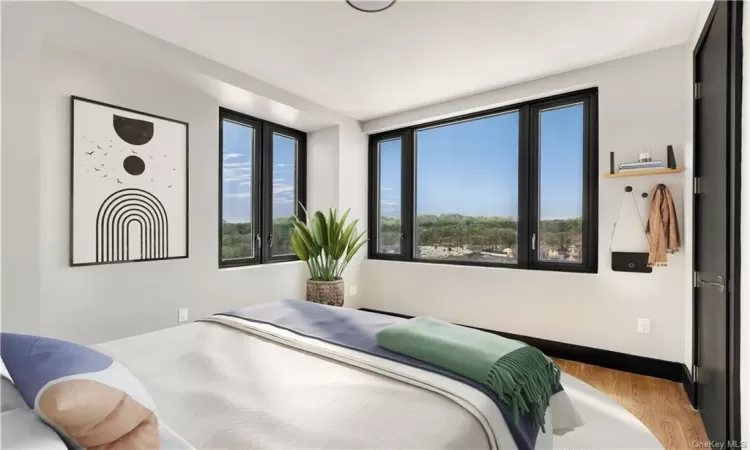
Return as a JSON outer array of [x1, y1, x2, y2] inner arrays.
[[611, 251, 652, 273], [610, 188, 652, 273]]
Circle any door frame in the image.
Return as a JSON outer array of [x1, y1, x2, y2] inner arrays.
[[692, 0, 743, 442]]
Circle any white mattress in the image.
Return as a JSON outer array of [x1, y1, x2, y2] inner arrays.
[[95, 321, 662, 450]]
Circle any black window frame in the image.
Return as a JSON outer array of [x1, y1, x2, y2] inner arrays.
[[219, 108, 307, 268], [367, 88, 598, 273]]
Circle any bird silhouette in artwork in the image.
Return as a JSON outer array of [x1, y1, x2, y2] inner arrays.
[[131, 150, 138, 155], [164, 154, 168, 158], [173, 168, 176, 171], [150, 178, 154, 182], [149, 156, 154, 160], [85, 151, 95, 155], [100, 164, 105, 167], [103, 153, 108, 156], [96, 145, 102, 150], [109, 144, 113, 148], [102, 174, 108, 178], [167, 185, 172, 188], [116, 178, 123, 184], [93, 167, 100, 172]]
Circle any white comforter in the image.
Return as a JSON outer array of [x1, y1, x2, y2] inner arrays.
[[94, 319, 662, 450]]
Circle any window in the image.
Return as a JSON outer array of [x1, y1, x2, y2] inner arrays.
[[368, 89, 597, 273], [220, 109, 306, 267], [375, 137, 403, 254]]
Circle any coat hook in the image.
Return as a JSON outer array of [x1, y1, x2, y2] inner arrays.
[[657, 183, 667, 191], [641, 192, 648, 198], [624, 186, 633, 192]]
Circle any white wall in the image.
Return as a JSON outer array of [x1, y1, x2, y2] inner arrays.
[[337, 121, 370, 308], [307, 126, 340, 215], [361, 46, 689, 363], [2, 2, 367, 344], [1, 3, 42, 335]]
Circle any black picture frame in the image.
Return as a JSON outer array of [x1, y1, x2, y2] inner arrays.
[[69, 96, 189, 267]]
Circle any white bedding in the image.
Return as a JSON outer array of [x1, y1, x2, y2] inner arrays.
[[94, 320, 662, 450]]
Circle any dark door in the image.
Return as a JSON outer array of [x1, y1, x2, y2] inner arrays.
[[693, 1, 742, 444]]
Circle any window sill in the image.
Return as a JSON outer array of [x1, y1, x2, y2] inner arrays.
[[367, 256, 597, 274], [219, 259, 303, 271]]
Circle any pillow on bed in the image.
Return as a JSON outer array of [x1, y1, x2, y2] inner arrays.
[[1, 407, 68, 449], [1, 376, 26, 412], [0, 333, 160, 449]]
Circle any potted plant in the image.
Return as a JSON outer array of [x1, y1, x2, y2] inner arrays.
[[291, 208, 367, 306]]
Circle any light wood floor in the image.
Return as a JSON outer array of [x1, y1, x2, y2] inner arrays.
[[554, 359, 708, 449]]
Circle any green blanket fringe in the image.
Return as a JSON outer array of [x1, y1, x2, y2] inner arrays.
[[484, 346, 561, 432]]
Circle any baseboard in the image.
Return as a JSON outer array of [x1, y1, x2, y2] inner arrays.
[[681, 364, 696, 407], [359, 307, 685, 382]]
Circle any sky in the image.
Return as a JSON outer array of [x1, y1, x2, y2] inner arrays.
[[222, 120, 296, 223], [379, 103, 584, 220], [222, 104, 583, 223]]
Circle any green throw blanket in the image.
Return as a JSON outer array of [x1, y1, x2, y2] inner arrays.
[[375, 316, 561, 430]]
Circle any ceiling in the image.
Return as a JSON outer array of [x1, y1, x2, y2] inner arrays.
[[81, 1, 705, 122]]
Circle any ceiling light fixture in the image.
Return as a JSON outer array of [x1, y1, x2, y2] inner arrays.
[[346, 0, 396, 13]]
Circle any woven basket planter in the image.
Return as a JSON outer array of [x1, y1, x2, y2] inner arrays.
[[306, 279, 344, 307]]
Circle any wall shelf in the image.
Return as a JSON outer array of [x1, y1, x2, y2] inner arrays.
[[603, 167, 685, 179]]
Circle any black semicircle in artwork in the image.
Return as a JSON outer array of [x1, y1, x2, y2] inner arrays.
[[123, 155, 146, 176], [113, 115, 154, 146]]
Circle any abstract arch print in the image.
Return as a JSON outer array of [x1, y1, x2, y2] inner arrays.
[[96, 189, 169, 262], [70, 97, 188, 266]]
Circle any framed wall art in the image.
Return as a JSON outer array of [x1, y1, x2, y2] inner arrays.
[[70, 96, 189, 266]]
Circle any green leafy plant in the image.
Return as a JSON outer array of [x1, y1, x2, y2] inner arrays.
[[291, 208, 367, 281]]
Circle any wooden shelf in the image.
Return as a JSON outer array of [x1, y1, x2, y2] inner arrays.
[[604, 167, 685, 179]]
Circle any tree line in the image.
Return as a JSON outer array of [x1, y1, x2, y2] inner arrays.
[[380, 214, 582, 251], [222, 214, 583, 259]]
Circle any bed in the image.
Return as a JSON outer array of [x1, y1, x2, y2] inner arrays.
[[93, 301, 663, 450]]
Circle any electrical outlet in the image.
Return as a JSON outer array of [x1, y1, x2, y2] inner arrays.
[[178, 308, 189, 323], [637, 318, 651, 334], [349, 285, 358, 296]]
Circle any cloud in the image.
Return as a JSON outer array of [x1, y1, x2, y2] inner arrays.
[[224, 162, 251, 168], [380, 201, 400, 207], [275, 164, 286, 168], [239, 181, 252, 186], [224, 174, 251, 183], [273, 199, 293, 205], [224, 165, 252, 182], [381, 187, 393, 191], [273, 183, 294, 194], [227, 191, 251, 198], [273, 177, 286, 183], [223, 153, 243, 161]]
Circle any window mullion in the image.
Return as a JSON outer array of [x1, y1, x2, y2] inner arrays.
[[403, 130, 414, 261], [260, 123, 272, 264], [528, 105, 542, 269], [517, 105, 532, 269]]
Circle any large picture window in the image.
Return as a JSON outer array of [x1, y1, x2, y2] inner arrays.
[[368, 89, 598, 273], [220, 108, 306, 267]]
